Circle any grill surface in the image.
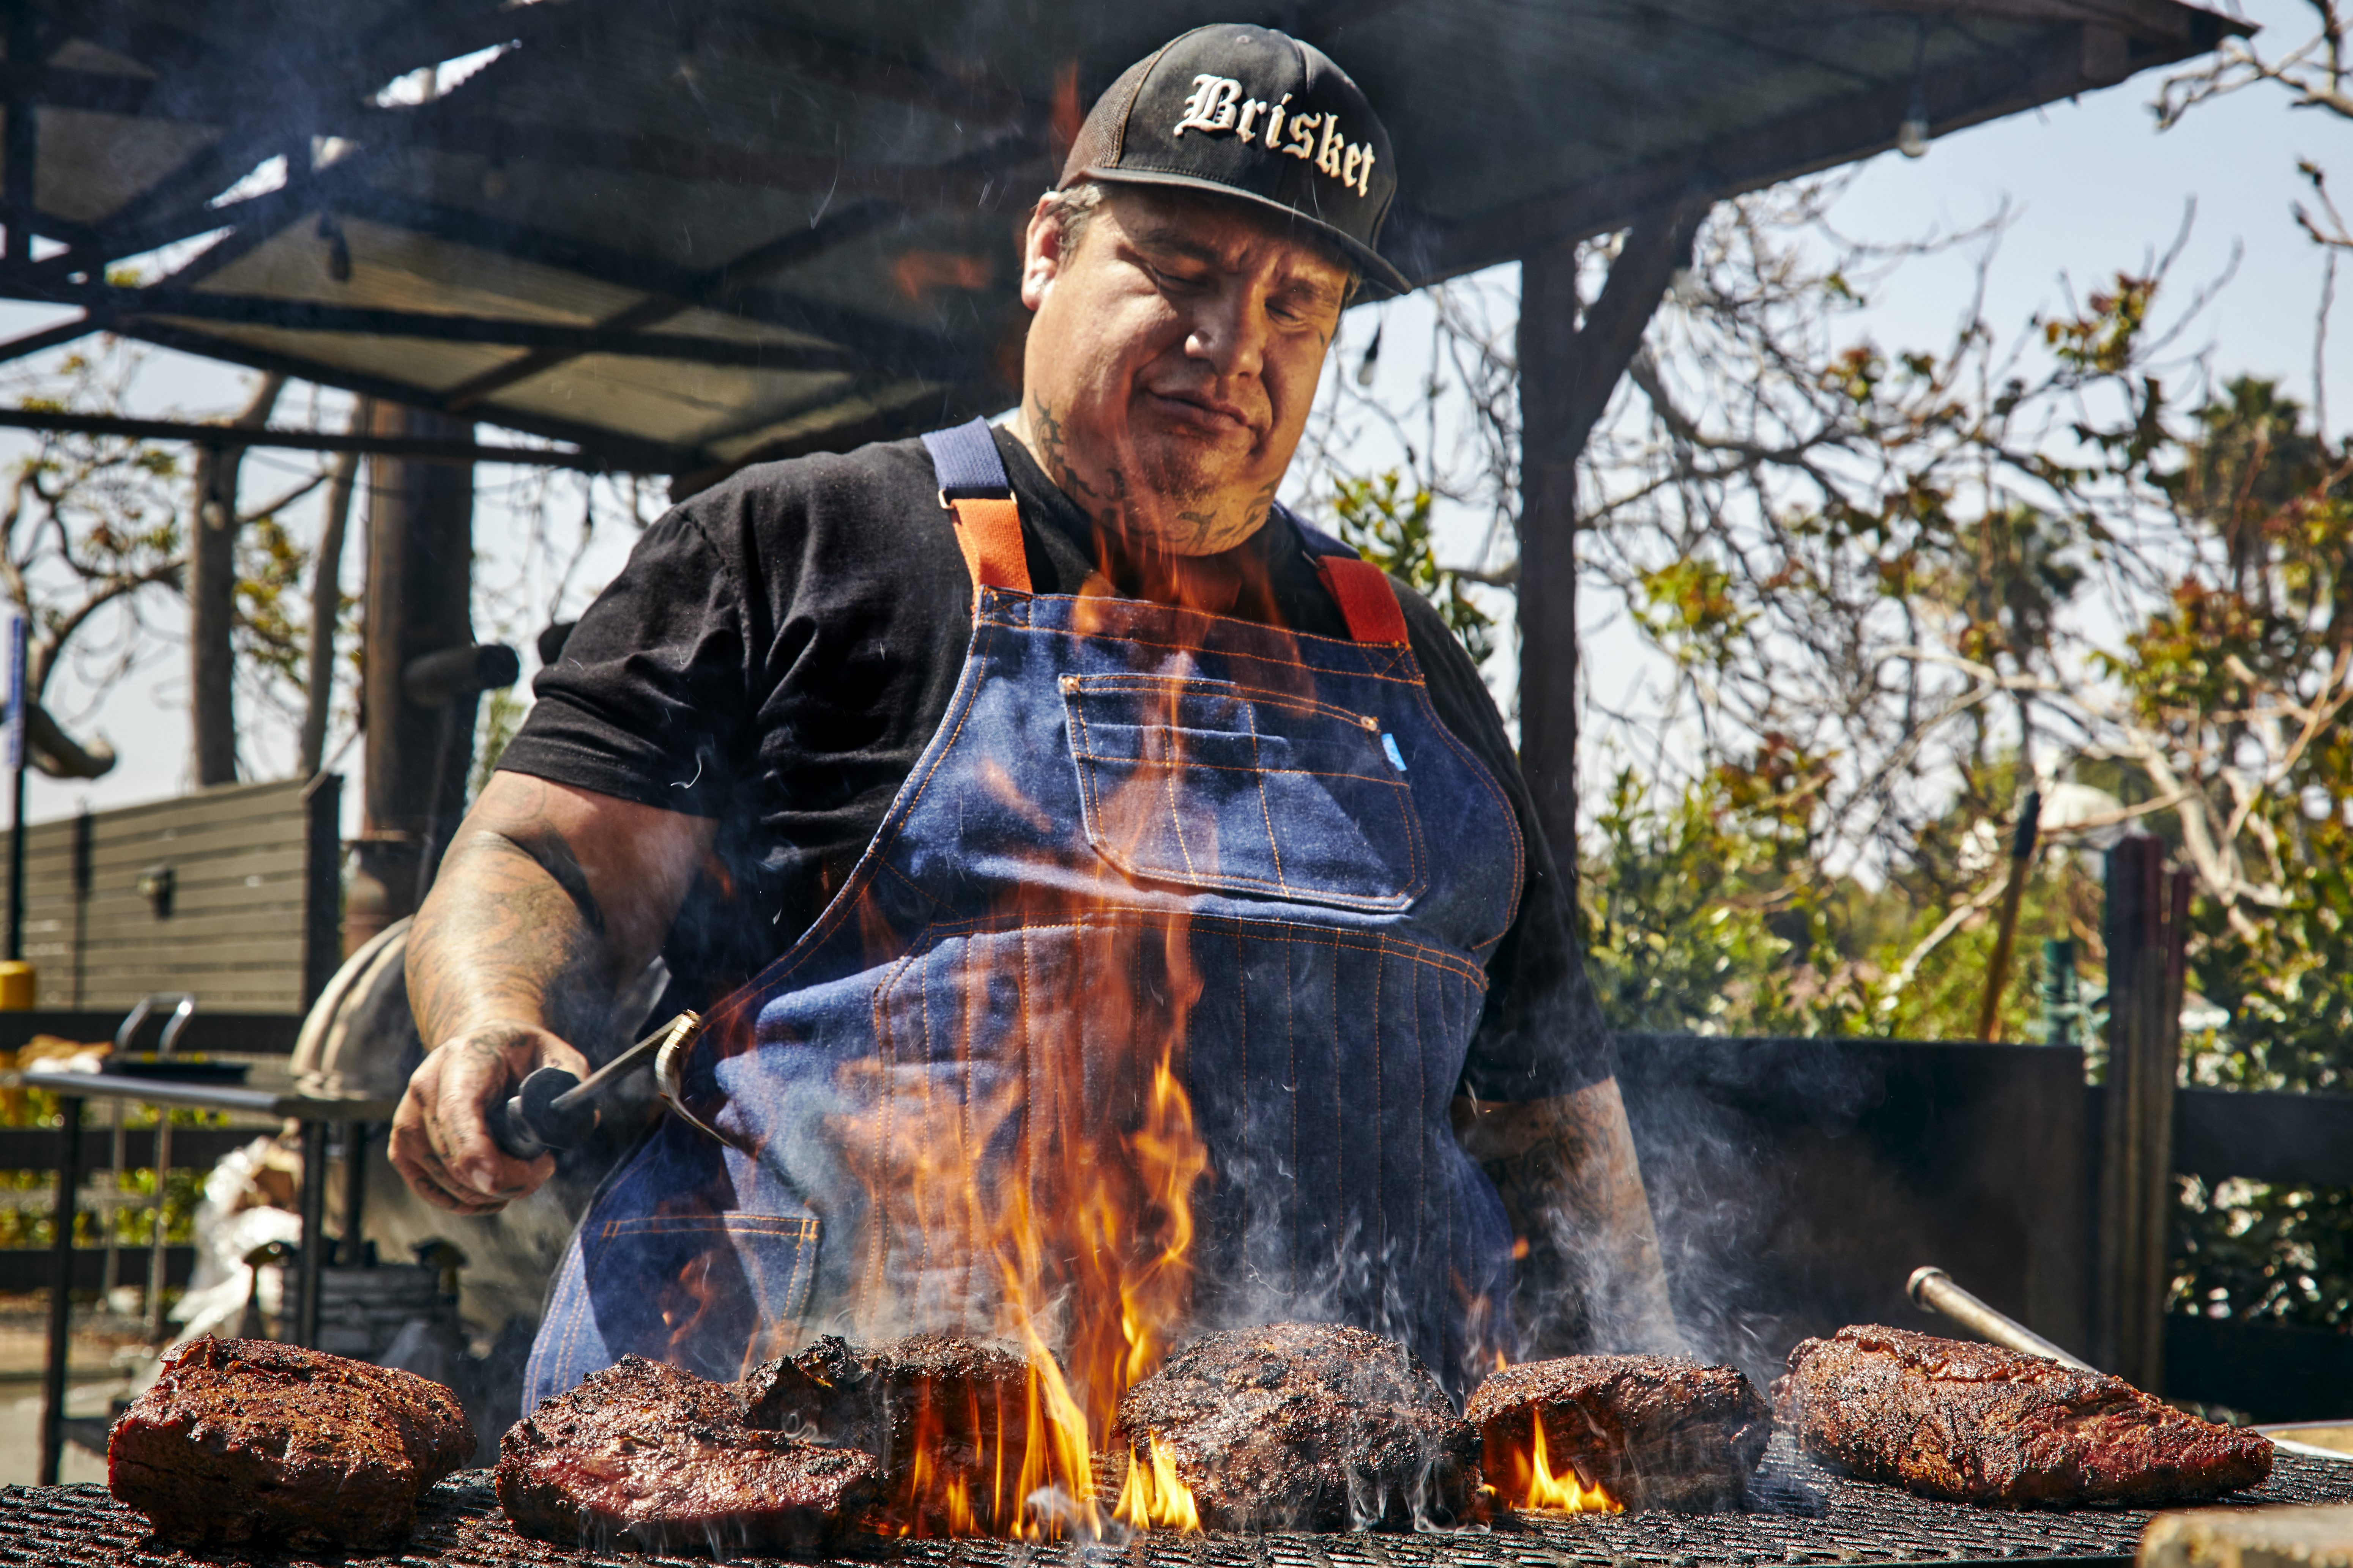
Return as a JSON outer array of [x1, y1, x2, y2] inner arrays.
[[5, 1440, 2347, 1568]]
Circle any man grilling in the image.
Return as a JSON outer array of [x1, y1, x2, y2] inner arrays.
[[390, 24, 1683, 1406]]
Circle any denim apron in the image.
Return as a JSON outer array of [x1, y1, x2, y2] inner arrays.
[[523, 420, 1524, 1411]]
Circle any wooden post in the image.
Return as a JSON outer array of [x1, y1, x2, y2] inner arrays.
[[187, 377, 288, 787], [295, 1118, 328, 1348], [301, 772, 343, 1007], [1516, 237, 1585, 869], [2095, 834, 2191, 1389], [347, 404, 476, 952], [3, 1, 36, 269], [38, 1093, 80, 1485], [1515, 204, 1704, 864], [298, 405, 368, 778]]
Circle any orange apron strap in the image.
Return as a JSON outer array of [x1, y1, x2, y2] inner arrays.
[[1313, 554, 1410, 645], [947, 496, 1031, 595], [921, 419, 1032, 599]]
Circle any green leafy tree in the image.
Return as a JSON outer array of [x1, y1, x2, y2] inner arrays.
[[1329, 470, 1498, 666], [1307, 189, 2353, 1326], [0, 342, 340, 780]]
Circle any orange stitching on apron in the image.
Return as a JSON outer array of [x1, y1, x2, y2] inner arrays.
[[1410, 957, 1427, 1265], [1284, 935, 1300, 1283], [1068, 672, 1390, 731], [1067, 751, 1419, 789]]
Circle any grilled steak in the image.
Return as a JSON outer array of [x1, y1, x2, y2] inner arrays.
[[1466, 1355, 1773, 1511], [741, 1332, 1034, 1533], [1114, 1321, 1481, 1531], [497, 1354, 883, 1553], [1774, 1325, 2273, 1507], [107, 1335, 473, 1550]]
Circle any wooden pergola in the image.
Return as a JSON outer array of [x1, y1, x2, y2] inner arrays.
[[8, 1, 2235, 480]]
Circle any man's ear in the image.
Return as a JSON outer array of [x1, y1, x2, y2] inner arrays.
[[1020, 197, 1066, 311]]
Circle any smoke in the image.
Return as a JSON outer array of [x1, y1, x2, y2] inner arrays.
[[1612, 1033, 1884, 1389]]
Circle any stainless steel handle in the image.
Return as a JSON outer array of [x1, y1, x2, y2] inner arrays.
[[116, 992, 196, 1056], [653, 1012, 739, 1149], [1907, 1265, 2096, 1371]]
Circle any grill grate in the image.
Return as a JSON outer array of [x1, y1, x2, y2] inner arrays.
[[4, 1442, 2346, 1568]]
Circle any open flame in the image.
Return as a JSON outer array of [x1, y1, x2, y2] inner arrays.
[[769, 606, 1351, 1539], [1489, 1409, 1623, 1516], [1114, 1431, 1203, 1532], [858, 663, 1231, 1539], [849, 981, 1212, 1538], [857, 1037, 1207, 1538]]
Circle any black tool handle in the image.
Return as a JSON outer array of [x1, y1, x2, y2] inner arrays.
[[493, 1066, 599, 1159]]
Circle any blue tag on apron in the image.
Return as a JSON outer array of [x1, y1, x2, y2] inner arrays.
[[1382, 732, 1407, 772]]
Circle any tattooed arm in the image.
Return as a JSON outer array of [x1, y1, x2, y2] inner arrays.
[[1451, 1077, 1688, 1357], [391, 773, 716, 1214]]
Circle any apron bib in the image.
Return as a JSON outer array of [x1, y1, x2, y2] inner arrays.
[[524, 420, 1525, 1410]]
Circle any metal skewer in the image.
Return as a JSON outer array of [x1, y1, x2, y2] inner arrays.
[[1907, 1265, 2096, 1371], [493, 1011, 702, 1160]]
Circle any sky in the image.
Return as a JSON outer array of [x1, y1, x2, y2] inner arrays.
[[2, 0, 2344, 846]]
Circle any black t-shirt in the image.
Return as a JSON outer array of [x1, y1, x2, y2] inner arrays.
[[497, 428, 1614, 1101]]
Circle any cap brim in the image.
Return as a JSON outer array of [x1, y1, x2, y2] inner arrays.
[[1070, 165, 1414, 300]]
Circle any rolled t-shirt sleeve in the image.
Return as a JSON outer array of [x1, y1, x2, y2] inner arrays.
[[496, 506, 751, 819]]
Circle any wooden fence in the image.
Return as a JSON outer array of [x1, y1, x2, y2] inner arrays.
[[12, 776, 341, 1014], [1619, 1033, 2353, 1422]]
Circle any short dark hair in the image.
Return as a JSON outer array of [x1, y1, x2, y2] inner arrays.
[[1040, 180, 1106, 254]]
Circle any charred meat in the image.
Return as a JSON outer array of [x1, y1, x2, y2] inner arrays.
[[1466, 1354, 1773, 1511], [1774, 1325, 2273, 1507], [1114, 1321, 1481, 1531], [107, 1336, 473, 1550], [741, 1332, 1034, 1533], [497, 1354, 882, 1554], [742, 1332, 1031, 1469]]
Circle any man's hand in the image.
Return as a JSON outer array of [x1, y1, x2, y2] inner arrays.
[[396, 773, 715, 1210], [1453, 1077, 1690, 1358], [390, 1022, 589, 1214]]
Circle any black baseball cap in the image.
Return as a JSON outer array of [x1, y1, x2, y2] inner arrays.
[[1059, 24, 1412, 298]]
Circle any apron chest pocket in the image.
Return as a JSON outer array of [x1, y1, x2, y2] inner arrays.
[[1063, 675, 1427, 911]]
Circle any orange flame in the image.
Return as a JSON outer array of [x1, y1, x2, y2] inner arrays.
[[1114, 1431, 1203, 1532], [843, 992, 1211, 1536], [827, 644, 1258, 1537], [936, 1038, 1207, 1538], [1490, 1411, 1622, 1516]]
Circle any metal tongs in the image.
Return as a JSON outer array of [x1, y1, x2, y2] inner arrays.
[[493, 1011, 703, 1160], [1907, 1265, 2094, 1370]]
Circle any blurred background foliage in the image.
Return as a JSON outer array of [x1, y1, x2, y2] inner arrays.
[[0, 1086, 205, 1254]]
